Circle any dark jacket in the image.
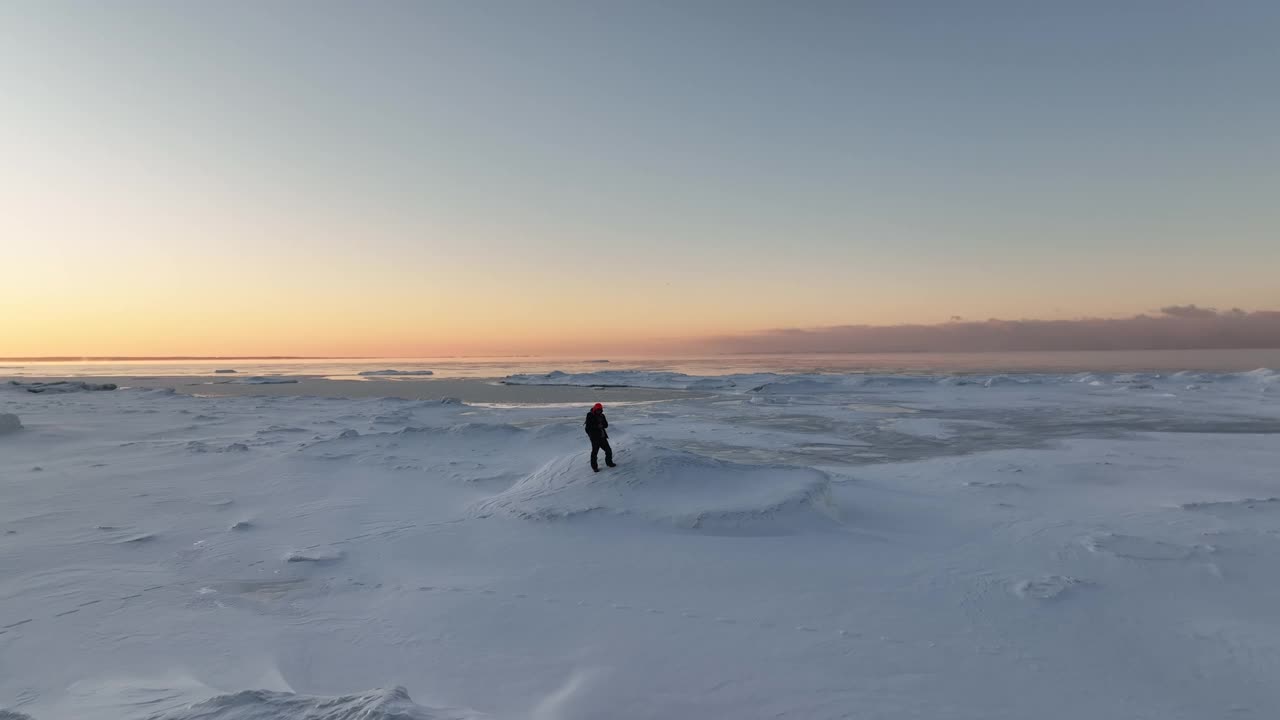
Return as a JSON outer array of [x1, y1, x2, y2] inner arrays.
[[584, 411, 608, 439]]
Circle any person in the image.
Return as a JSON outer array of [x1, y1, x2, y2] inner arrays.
[[584, 402, 615, 472]]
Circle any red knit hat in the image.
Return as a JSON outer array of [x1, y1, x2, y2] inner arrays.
[[592, 403, 603, 411]]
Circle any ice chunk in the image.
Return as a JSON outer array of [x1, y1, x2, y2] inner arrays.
[[284, 547, 344, 563], [143, 686, 468, 720], [8, 380, 118, 393], [358, 369, 435, 376]]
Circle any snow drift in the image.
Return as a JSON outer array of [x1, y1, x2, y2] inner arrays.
[[0, 413, 21, 434], [237, 376, 299, 385], [473, 442, 839, 533], [142, 686, 478, 720]]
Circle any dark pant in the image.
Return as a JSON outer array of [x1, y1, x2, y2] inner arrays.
[[589, 435, 613, 469]]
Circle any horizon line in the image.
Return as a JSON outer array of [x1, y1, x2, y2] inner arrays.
[[0, 355, 551, 362], [4, 347, 1280, 363]]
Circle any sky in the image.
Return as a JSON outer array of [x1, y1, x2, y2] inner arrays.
[[2, 1, 1278, 357]]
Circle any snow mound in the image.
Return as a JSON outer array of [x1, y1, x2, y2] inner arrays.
[[358, 369, 434, 377], [1084, 533, 1208, 561], [981, 374, 1041, 387], [0, 413, 21, 434], [1179, 497, 1280, 515], [1111, 373, 1160, 386], [1237, 368, 1277, 381], [1167, 368, 1277, 392], [109, 532, 157, 545], [1014, 575, 1086, 599], [322, 422, 528, 444], [143, 686, 478, 720], [8, 380, 118, 393], [474, 442, 839, 533], [187, 441, 249, 453], [284, 547, 344, 564], [1238, 368, 1279, 392], [0, 711, 35, 720], [964, 480, 1028, 490]]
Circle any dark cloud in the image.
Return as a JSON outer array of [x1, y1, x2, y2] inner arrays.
[[1158, 304, 1218, 319], [703, 306, 1280, 353]]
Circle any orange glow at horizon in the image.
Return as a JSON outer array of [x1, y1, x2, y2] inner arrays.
[[8, 266, 1279, 358], [5, 123, 1277, 358]]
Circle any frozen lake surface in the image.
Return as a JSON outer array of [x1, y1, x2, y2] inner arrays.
[[2, 367, 1279, 719]]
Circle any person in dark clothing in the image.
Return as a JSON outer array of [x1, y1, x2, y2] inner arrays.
[[584, 402, 615, 472]]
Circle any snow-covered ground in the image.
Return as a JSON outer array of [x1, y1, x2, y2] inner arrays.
[[2, 370, 1279, 719]]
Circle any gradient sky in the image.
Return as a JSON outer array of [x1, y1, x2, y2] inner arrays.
[[3, 1, 1278, 356]]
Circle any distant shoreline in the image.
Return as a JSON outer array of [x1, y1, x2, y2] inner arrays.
[[0, 355, 537, 362], [0, 356, 352, 362], [3, 375, 700, 403]]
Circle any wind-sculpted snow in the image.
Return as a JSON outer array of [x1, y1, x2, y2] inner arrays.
[[143, 686, 478, 720], [294, 420, 573, 473], [1179, 497, 1280, 516], [301, 421, 539, 452], [284, 547, 344, 564], [1013, 575, 1087, 600], [474, 442, 838, 533], [1238, 367, 1280, 392], [1084, 533, 1211, 561]]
